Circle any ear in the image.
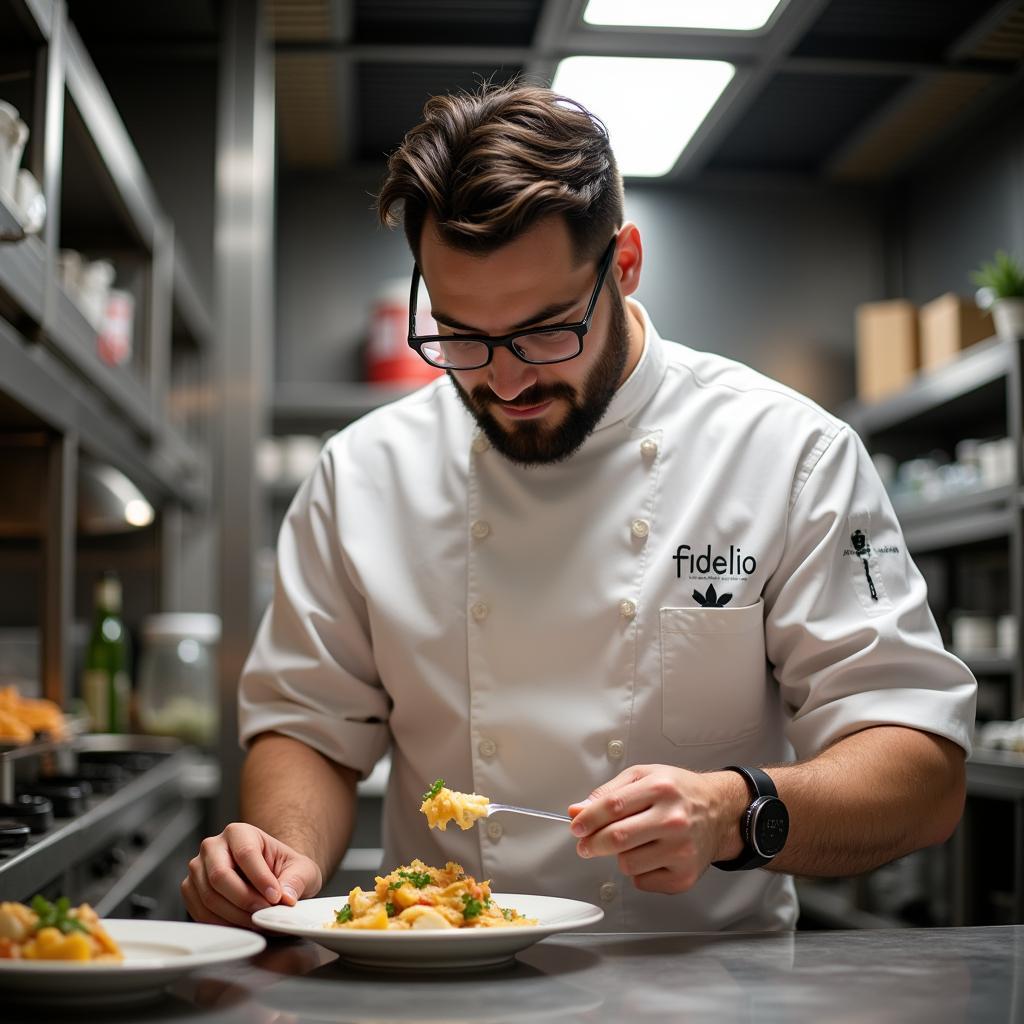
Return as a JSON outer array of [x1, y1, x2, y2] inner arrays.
[[613, 222, 643, 299]]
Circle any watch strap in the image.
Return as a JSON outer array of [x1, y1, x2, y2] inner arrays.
[[711, 765, 781, 872], [724, 764, 778, 801]]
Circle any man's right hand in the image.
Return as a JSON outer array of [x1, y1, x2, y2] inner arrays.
[[182, 822, 323, 929]]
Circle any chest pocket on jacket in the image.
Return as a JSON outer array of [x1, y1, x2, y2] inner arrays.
[[659, 599, 768, 747]]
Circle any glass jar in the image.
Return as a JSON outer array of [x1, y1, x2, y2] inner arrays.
[[137, 614, 220, 747]]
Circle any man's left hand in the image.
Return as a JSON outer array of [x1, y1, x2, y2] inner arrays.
[[567, 764, 746, 893]]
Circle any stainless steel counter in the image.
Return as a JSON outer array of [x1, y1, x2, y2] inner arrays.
[[9, 925, 1024, 1023]]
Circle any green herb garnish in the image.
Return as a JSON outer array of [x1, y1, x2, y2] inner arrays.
[[335, 904, 352, 924], [502, 908, 514, 921], [385, 902, 396, 917], [423, 778, 445, 801], [30, 895, 90, 935], [389, 869, 433, 890], [461, 893, 484, 920]]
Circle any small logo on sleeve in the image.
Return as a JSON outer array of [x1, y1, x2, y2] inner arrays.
[[849, 529, 877, 601]]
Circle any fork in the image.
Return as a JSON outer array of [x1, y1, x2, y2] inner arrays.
[[485, 802, 571, 823]]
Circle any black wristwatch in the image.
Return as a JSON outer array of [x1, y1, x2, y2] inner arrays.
[[711, 765, 789, 871]]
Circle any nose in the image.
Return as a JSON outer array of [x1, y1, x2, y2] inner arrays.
[[486, 347, 538, 403]]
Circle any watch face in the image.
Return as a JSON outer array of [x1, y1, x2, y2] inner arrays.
[[751, 797, 789, 858]]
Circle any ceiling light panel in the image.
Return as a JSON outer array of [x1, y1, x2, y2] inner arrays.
[[552, 56, 735, 177], [583, 0, 785, 32]]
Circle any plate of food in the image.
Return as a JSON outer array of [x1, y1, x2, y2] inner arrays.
[[0, 896, 265, 1005], [251, 860, 603, 970]]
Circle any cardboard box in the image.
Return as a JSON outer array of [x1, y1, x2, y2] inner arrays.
[[856, 300, 918, 403], [919, 292, 993, 372]]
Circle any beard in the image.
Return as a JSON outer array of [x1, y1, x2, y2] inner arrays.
[[449, 287, 631, 467]]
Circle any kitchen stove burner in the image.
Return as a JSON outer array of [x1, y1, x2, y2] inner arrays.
[[0, 794, 54, 833], [19, 782, 87, 817], [0, 819, 30, 850]]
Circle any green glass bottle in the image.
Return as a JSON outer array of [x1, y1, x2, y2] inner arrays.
[[82, 572, 130, 733]]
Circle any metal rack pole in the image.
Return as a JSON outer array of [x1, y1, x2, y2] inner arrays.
[[42, 430, 76, 707]]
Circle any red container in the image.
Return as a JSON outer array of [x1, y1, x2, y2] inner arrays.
[[365, 281, 444, 386]]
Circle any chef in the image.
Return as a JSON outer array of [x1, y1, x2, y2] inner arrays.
[[182, 82, 976, 932]]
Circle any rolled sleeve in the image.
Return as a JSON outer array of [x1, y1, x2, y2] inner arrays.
[[238, 441, 390, 779], [763, 425, 977, 760]]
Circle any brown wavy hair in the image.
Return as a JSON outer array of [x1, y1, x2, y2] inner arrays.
[[376, 80, 623, 266]]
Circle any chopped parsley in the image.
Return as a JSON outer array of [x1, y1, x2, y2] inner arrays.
[[30, 895, 90, 935], [502, 908, 514, 921], [386, 902, 396, 917], [423, 778, 445, 801], [335, 904, 352, 924], [461, 893, 491, 920], [389, 869, 433, 890]]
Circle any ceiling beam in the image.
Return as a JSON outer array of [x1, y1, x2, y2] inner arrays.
[[524, 0, 584, 86], [664, 0, 834, 182], [783, 55, 1016, 78]]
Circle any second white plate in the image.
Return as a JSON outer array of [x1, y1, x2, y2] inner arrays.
[[252, 893, 603, 970], [0, 919, 266, 1005]]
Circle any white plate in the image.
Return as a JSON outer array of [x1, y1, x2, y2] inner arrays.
[[0, 919, 266, 1006], [252, 893, 603, 970]]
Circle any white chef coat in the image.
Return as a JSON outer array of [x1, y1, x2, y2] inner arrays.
[[239, 300, 976, 932]]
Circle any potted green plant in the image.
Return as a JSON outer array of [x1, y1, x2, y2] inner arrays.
[[971, 250, 1024, 341]]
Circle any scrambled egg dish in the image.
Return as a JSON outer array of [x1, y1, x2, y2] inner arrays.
[[0, 897, 122, 961], [328, 860, 536, 931]]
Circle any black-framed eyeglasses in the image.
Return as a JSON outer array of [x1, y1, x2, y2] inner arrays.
[[407, 235, 618, 370]]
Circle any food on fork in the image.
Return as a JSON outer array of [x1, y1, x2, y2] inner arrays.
[[328, 860, 536, 931], [0, 896, 123, 961], [419, 778, 489, 831]]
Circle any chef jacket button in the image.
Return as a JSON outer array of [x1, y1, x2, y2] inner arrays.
[[640, 438, 658, 458], [607, 739, 625, 760], [471, 601, 490, 622], [478, 737, 497, 759], [631, 519, 650, 540], [472, 436, 489, 454], [599, 882, 618, 903], [471, 520, 491, 540], [618, 599, 636, 620], [486, 820, 503, 840]]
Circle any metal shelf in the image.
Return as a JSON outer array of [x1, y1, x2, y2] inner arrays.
[[893, 484, 1017, 525], [844, 335, 1013, 436], [959, 654, 1016, 676], [0, 188, 30, 243], [0, 315, 204, 506], [0, 232, 47, 325], [902, 502, 1014, 554], [273, 382, 415, 433], [47, 280, 158, 438], [966, 749, 1024, 799]]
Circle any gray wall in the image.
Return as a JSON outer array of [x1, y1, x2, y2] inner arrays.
[[276, 170, 885, 411], [101, 62, 218, 310], [893, 80, 1024, 306]]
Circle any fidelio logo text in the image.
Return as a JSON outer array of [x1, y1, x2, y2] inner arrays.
[[673, 544, 757, 580]]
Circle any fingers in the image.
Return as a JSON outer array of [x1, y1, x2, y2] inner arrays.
[[275, 863, 319, 906], [571, 770, 662, 841], [224, 822, 286, 903], [182, 863, 264, 929], [202, 832, 273, 910]]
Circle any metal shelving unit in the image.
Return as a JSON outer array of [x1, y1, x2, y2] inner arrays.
[[835, 333, 1024, 929], [0, 0, 216, 714]]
